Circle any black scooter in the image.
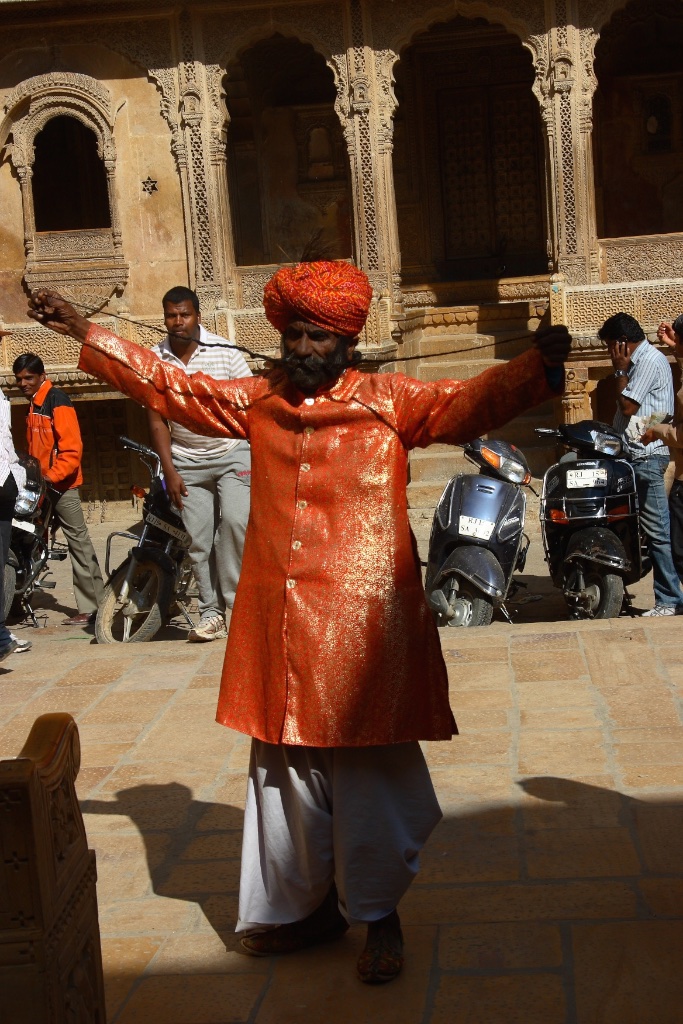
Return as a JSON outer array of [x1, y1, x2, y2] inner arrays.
[[536, 420, 648, 619], [425, 438, 532, 627]]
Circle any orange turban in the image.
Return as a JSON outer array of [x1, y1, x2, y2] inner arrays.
[[263, 261, 373, 337]]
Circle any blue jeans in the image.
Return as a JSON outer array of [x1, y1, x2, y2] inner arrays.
[[634, 456, 683, 607]]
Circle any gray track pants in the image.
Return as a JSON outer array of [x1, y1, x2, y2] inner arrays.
[[237, 739, 442, 931], [53, 488, 105, 614], [174, 442, 251, 617]]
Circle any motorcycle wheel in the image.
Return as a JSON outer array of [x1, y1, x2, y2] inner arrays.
[[3, 564, 16, 621], [567, 569, 624, 620], [95, 558, 171, 644], [446, 579, 494, 628]]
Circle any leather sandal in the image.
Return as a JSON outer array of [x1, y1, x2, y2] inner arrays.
[[61, 612, 97, 626], [357, 910, 404, 984], [239, 885, 349, 957]]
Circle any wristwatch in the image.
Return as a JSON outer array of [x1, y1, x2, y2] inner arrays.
[[613, 369, 629, 378]]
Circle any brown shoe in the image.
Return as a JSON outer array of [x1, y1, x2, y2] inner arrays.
[[61, 612, 97, 626], [239, 885, 349, 957], [357, 910, 404, 984]]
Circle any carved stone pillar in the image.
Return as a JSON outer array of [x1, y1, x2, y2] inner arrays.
[[562, 365, 591, 423], [174, 9, 229, 313], [533, 0, 600, 286], [102, 139, 123, 254], [334, 0, 399, 347], [16, 163, 35, 260], [206, 71, 237, 307]]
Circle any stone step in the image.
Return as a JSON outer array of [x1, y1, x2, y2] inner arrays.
[[418, 331, 534, 363], [409, 449, 470, 482], [418, 358, 499, 383]]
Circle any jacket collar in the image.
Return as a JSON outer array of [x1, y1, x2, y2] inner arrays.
[[31, 379, 52, 407]]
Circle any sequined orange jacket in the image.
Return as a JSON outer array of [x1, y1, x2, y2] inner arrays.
[[80, 326, 560, 746]]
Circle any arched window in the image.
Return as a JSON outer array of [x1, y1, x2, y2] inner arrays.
[[1, 73, 128, 313], [32, 115, 111, 231]]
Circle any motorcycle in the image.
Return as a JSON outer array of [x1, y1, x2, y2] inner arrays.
[[425, 437, 533, 627], [95, 437, 196, 643], [7, 455, 66, 625], [536, 419, 647, 619]]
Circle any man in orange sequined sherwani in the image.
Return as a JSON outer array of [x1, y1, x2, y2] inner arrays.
[[28, 265, 570, 984]]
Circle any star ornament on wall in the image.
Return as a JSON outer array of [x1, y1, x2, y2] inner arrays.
[[141, 176, 158, 195]]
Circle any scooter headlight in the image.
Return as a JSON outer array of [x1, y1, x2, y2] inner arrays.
[[591, 431, 622, 457], [480, 446, 530, 485], [14, 486, 41, 516]]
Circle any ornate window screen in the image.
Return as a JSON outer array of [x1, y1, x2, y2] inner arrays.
[[0, 72, 128, 313]]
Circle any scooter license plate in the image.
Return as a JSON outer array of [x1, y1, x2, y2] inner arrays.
[[12, 519, 35, 534], [566, 468, 608, 488], [459, 515, 495, 540], [145, 512, 190, 544]]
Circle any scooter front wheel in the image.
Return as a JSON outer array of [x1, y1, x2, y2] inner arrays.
[[446, 579, 494, 628], [565, 568, 624, 620], [96, 558, 171, 643]]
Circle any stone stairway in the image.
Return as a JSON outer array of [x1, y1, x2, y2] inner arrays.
[[403, 301, 560, 513]]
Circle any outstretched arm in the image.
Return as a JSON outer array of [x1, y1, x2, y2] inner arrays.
[[28, 291, 255, 440], [392, 326, 570, 448]]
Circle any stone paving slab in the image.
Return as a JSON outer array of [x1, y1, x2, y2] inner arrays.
[[1, 523, 683, 1021]]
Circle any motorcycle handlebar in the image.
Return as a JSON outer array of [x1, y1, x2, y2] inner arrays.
[[118, 436, 158, 460], [535, 427, 562, 438]]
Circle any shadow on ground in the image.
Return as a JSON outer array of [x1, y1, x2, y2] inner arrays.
[[85, 776, 683, 1023]]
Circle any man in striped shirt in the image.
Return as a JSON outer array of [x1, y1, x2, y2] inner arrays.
[[599, 311, 682, 615], [148, 286, 252, 641]]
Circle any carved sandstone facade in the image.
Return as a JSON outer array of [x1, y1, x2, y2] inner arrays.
[[0, 0, 682, 506]]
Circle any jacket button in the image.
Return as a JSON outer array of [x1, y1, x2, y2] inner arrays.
[[286, 579, 296, 588], [297, 499, 307, 509], [292, 540, 302, 550], [301, 463, 310, 472], [304, 426, 315, 435]]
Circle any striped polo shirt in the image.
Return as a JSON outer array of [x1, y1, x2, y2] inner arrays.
[[152, 325, 252, 460], [613, 340, 673, 461]]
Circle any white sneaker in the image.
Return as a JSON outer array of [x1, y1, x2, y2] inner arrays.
[[188, 614, 228, 642], [641, 604, 677, 617], [9, 633, 32, 652]]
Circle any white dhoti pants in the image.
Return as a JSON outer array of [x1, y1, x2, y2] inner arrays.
[[236, 739, 442, 932]]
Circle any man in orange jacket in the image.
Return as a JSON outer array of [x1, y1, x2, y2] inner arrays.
[[13, 352, 104, 625]]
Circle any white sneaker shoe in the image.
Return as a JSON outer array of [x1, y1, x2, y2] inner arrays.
[[9, 632, 32, 652], [641, 604, 677, 617], [188, 614, 228, 642]]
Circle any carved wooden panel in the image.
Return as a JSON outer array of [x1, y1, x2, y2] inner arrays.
[[77, 398, 134, 504]]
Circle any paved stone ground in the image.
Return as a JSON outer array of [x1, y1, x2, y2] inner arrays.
[[2, 520, 683, 1022]]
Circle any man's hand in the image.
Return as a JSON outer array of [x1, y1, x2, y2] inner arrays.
[[534, 325, 572, 367], [657, 320, 683, 358], [0, 327, 11, 341], [27, 290, 91, 343], [640, 428, 658, 446], [164, 467, 188, 511], [608, 339, 631, 373]]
